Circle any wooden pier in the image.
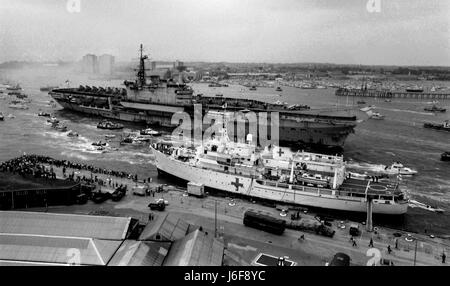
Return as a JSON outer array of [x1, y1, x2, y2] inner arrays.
[[335, 88, 450, 100]]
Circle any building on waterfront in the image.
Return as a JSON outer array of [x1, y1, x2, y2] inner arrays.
[[98, 54, 115, 75], [81, 54, 98, 74]]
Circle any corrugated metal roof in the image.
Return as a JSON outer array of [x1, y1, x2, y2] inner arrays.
[[139, 213, 190, 242], [0, 234, 121, 266], [163, 230, 224, 266], [0, 211, 131, 240], [108, 240, 171, 266]]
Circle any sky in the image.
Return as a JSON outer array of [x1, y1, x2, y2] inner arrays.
[[0, 0, 449, 65]]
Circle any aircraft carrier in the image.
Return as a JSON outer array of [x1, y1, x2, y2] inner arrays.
[[50, 45, 357, 150]]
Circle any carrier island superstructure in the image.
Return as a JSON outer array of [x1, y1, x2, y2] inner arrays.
[[50, 45, 358, 150]]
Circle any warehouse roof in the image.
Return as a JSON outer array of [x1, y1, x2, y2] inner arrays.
[[139, 213, 190, 242], [108, 240, 171, 266], [0, 234, 122, 266], [0, 211, 132, 240], [163, 229, 224, 266]]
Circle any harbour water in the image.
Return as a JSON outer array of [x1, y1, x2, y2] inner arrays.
[[1, 66, 450, 235]]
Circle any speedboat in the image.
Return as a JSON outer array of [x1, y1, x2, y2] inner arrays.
[[140, 128, 161, 136], [384, 162, 417, 175]]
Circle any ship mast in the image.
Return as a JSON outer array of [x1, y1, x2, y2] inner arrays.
[[137, 44, 149, 87]]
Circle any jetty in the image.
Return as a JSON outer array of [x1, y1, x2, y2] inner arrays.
[[336, 88, 450, 100]]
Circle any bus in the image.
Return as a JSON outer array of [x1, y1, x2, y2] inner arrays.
[[243, 209, 286, 235]]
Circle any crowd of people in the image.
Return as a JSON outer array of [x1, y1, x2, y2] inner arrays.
[[0, 154, 57, 179], [0, 154, 149, 184]]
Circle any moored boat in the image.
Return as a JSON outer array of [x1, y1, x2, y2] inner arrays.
[[424, 105, 446, 113], [441, 152, 450, 162], [370, 112, 385, 120], [423, 120, 450, 132], [8, 103, 28, 110], [97, 120, 124, 130], [140, 128, 161, 136]]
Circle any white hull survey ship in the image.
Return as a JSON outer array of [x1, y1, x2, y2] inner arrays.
[[151, 139, 409, 215]]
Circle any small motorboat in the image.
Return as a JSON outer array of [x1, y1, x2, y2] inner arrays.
[[52, 123, 68, 132], [140, 128, 161, 136], [47, 117, 59, 124], [424, 105, 446, 113], [38, 112, 51, 117], [8, 103, 29, 110], [384, 162, 417, 175], [104, 134, 116, 139], [6, 84, 22, 91], [370, 112, 385, 120], [276, 86, 283, 92], [441, 152, 450, 162], [249, 86, 257, 91], [67, 131, 79, 137], [97, 120, 124, 130], [92, 141, 108, 147], [7, 114, 15, 119]]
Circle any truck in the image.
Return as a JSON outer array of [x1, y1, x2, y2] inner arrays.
[[287, 218, 335, 238], [187, 182, 205, 197], [243, 209, 286, 235]]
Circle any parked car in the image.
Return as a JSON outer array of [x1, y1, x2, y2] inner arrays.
[[148, 200, 165, 211], [76, 193, 88, 205], [328, 253, 351, 266], [112, 187, 126, 201], [92, 191, 111, 204], [349, 224, 360, 236], [132, 185, 147, 196]]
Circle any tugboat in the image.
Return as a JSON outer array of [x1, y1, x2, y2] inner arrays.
[[424, 105, 446, 113], [140, 128, 161, 136], [97, 120, 124, 130], [423, 120, 450, 132], [441, 152, 450, 162]]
